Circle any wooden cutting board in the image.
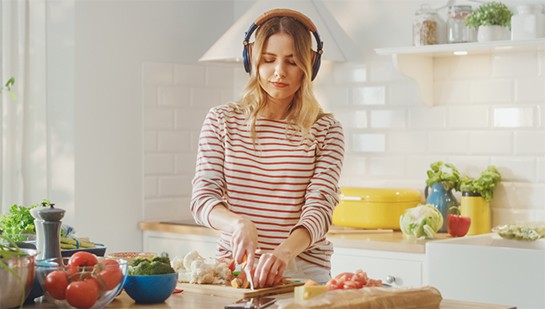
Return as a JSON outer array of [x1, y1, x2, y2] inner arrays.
[[177, 279, 304, 298]]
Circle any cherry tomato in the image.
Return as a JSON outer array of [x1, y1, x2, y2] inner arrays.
[[96, 259, 123, 291], [66, 280, 99, 309], [44, 270, 69, 300], [69, 251, 98, 267]]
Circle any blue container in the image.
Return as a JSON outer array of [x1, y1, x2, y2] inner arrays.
[[124, 273, 178, 304], [425, 182, 458, 233]]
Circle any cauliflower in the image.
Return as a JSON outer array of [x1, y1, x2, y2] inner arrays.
[[173, 250, 233, 285]]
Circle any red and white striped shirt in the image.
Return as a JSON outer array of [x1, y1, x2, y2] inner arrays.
[[191, 104, 345, 270]]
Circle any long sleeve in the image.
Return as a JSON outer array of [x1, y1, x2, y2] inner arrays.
[[190, 107, 227, 228], [292, 117, 345, 246]]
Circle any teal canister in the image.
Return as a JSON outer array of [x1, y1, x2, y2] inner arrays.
[[425, 182, 458, 233]]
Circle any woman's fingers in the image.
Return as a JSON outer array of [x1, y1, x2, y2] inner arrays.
[[254, 253, 286, 288]]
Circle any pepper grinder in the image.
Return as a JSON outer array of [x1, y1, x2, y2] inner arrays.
[[31, 202, 65, 262]]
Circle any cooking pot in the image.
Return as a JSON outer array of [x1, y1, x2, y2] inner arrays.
[[332, 187, 422, 229]]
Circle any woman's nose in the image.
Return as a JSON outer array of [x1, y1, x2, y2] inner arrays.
[[274, 62, 286, 78]]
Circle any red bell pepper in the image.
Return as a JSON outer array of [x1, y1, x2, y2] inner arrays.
[[447, 214, 471, 237]]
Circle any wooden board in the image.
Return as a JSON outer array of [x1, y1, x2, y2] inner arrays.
[[177, 280, 304, 298], [328, 225, 394, 234]]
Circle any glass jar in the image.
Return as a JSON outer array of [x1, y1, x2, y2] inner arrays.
[[511, 4, 545, 40], [447, 5, 476, 43], [413, 6, 446, 46]]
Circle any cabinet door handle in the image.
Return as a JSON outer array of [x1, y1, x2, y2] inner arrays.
[[385, 275, 396, 284]]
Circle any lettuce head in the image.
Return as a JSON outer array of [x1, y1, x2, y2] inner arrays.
[[400, 204, 443, 239]]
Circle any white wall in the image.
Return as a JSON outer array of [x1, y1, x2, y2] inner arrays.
[[44, 0, 235, 252], [40, 0, 544, 253]]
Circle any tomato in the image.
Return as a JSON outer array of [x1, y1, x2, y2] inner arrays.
[[69, 251, 98, 267], [45, 270, 69, 300], [95, 259, 123, 291], [326, 269, 379, 290], [65, 281, 99, 309], [84, 277, 101, 298]]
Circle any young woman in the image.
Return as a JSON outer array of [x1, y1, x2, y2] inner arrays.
[[191, 9, 344, 288]]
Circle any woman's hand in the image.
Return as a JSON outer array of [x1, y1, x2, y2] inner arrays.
[[252, 251, 288, 288], [231, 217, 259, 267]]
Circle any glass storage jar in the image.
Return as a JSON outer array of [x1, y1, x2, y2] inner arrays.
[[447, 5, 476, 43], [413, 6, 446, 46], [511, 4, 545, 40]]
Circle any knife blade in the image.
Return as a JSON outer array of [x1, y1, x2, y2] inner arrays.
[[245, 266, 254, 291]]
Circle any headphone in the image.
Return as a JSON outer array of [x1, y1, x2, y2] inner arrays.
[[242, 8, 323, 81]]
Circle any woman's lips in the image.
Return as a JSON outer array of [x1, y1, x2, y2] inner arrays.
[[271, 81, 288, 87]]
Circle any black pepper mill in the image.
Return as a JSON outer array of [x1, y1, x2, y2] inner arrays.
[[31, 202, 65, 262]]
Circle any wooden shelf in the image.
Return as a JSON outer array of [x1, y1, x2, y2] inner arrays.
[[374, 39, 545, 106]]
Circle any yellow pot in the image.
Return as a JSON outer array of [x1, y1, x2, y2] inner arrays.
[[460, 194, 491, 235], [332, 187, 421, 229]]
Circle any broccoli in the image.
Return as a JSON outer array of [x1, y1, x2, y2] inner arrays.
[[129, 259, 175, 275], [152, 256, 171, 265]]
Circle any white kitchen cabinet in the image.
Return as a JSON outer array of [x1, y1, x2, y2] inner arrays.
[[142, 230, 218, 259], [375, 38, 545, 106], [330, 246, 425, 287]]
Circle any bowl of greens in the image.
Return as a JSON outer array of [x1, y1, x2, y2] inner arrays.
[[123, 256, 178, 304]]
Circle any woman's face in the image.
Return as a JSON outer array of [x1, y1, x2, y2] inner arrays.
[[258, 32, 304, 105]]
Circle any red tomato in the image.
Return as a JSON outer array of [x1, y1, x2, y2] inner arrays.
[[69, 251, 98, 267], [95, 259, 123, 291], [66, 281, 99, 309], [45, 270, 69, 300], [83, 277, 101, 299]]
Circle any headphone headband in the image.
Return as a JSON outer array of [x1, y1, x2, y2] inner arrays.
[[242, 8, 323, 81]]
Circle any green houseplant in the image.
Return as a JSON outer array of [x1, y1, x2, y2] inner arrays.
[[1, 77, 16, 99], [459, 165, 502, 235], [425, 161, 461, 233], [465, 2, 513, 42], [459, 165, 502, 203]]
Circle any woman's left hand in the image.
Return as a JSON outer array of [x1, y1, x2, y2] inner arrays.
[[252, 251, 288, 288]]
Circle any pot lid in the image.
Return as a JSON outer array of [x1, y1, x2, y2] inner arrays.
[[340, 187, 421, 203]]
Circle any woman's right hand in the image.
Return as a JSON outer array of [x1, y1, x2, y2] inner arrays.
[[231, 217, 258, 268]]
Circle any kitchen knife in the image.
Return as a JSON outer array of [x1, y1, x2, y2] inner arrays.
[[245, 266, 254, 291]]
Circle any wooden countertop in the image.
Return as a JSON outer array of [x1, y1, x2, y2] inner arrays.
[[24, 290, 516, 309], [138, 221, 451, 254]]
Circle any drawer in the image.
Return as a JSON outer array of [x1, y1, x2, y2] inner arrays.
[[331, 247, 424, 287]]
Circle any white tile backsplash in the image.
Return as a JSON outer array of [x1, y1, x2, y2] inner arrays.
[[142, 50, 545, 225], [493, 107, 535, 128]]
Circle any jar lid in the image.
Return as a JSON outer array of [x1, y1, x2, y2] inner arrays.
[[448, 5, 472, 11], [516, 4, 544, 13], [30, 203, 65, 221]]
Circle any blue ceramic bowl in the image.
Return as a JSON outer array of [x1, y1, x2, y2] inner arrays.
[[123, 273, 178, 304]]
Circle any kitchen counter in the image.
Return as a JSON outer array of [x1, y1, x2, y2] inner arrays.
[[24, 290, 516, 309], [138, 221, 451, 254]]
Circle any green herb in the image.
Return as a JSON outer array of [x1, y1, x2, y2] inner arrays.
[[426, 161, 460, 191], [465, 2, 512, 29], [460, 165, 501, 202], [1, 77, 16, 100], [0, 199, 53, 240]]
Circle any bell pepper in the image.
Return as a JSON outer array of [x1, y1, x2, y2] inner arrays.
[[447, 214, 471, 237]]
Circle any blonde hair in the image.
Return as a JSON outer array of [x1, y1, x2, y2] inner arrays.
[[233, 15, 328, 142]]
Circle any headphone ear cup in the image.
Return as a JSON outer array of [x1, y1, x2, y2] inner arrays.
[[311, 51, 321, 81], [243, 43, 252, 73]]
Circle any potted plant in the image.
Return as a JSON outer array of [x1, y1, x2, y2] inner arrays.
[[459, 165, 502, 235], [465, 1, 513, 42], [425, 161, 461, 232], [1, 77, 16, 99]]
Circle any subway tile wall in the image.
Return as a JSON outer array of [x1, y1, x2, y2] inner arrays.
[[142, 49, 545, 226]]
